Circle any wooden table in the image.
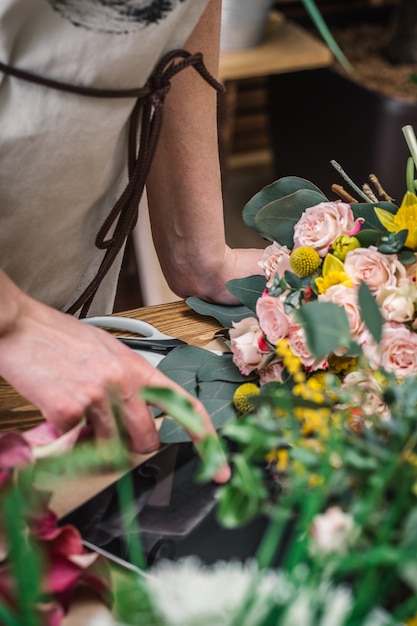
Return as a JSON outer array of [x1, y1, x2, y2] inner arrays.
[[0, 300, 222, 433]]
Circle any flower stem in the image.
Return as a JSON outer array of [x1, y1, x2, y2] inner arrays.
[[402, 125, 417, 189]]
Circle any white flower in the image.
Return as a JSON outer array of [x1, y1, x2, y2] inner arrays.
[[310, 506, 357, 556]]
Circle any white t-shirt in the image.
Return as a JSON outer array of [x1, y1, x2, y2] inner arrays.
[[0, 0, 210, 315]]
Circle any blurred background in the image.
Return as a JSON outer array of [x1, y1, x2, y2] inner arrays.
[[115, 0, 404, 311]]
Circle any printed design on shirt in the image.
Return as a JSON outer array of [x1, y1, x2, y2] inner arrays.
[[46, 0, 187, 33]]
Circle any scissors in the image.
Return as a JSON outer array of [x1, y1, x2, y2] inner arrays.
[[82, 316, 186, 366]]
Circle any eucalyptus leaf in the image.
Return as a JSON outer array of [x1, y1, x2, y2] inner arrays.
[[226, 274, 266, 311], [352, 201, 397, 231], [355, 228, 381, 247], [157, 345, 214, 392], [358, 282, 383, 344], [198, 353, 251, 383], [159, 399, 236, 443], [196, 395, 238, 428], [399, 249, 417, 265], [295, 301, 352, 360], [186, 296, 253, 327], [255, 189, 328, 246], [242, 176, 327, 232], [198, 379, 241, 400]]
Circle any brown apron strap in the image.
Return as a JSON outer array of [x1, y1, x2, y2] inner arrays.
[[0, 49, 225, 317]]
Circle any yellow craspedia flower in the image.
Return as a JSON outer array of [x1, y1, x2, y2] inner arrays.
[[406, 612, 417, 626], [290, 246, 321, 276], [375, 191, 417, 250], [233, 382, 260, 414], [332, 234, 360, 261]]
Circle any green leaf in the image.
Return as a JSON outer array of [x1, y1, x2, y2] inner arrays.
[[226, 275, 266, 311], [186, 297, 253, 326], [158, 396, 237, 443], [399, 249, 417, 265], [351, 201, 397, 232], [216, 483, 262, 527], [140, 387, 205, 438], [295, 301, 352, 360], [301, 0, 353, 72], [195, 435, 229, 483], [3, 488, 43, 626], [255, 189, 328, 246], [216, 457, 267, 527], [157, 345, 212, 392], [358, 281, 383, 344], [242, 176, 327, 233], [354, 228, 381, 247], [0, 603, 19, 626], [198, 353, 251, 383]]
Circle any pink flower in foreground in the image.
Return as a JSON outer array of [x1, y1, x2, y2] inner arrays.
[[0, 422, 110, 624], [341, 370, 390, 421], [293, 202, 355, 257], [258, 241, 291, 287], [256, 293, 289, 346], [310, 506, 357, 556], [229, 317, 269, 375]]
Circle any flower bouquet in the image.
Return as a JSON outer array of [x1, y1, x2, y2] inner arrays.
[[5, 125, 417, 625]]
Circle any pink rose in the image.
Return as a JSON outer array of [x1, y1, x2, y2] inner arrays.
[[259, 359, 285, 385], [288, 321, 327, 371], [258, 241, 291, 287], [343, 246, 406, 295], [379, 322, 417, 378], [256, 293, 289, 345], [293, 202, 355, 257], [229, 317, 269, 376], [318, 283, 367, 347], [404, 254, 417, 283], [310, 507, 356, 556], [341, 370, 390, 420], [376, 282, 417, 323]]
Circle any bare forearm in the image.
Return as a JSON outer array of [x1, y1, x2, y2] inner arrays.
[[0, 270, 26, 337], [146, 0, 263, 303]]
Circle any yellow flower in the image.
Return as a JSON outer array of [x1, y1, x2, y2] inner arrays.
[[332, 234, 360, 261], [233, 382, 260, 414], [328, 354, 357, 375], [307, 371, 339, 403], [276, 338, 305, 380], [315, 253, 353, 294], [290, 246, 321, 276], [266, 448, 290, 472], [308, 473, 324, 487], [375, 191, 417, 250]]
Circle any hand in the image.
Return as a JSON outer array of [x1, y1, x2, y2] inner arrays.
[[0, 277, 230, 483]]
